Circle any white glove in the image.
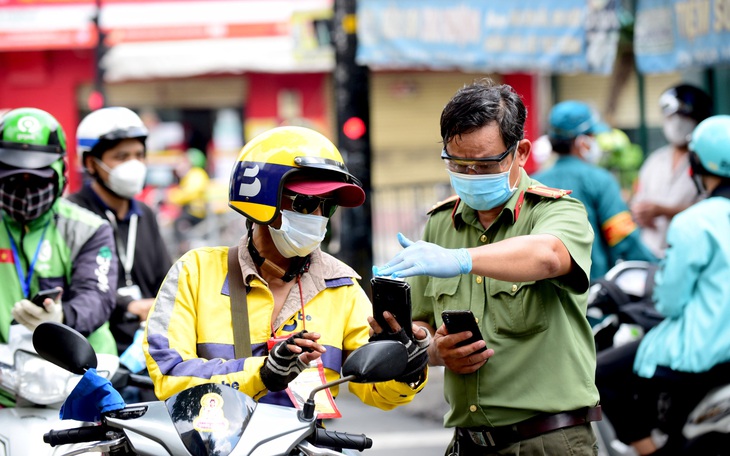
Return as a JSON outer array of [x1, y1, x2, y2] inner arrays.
[[12, 298, 63, 331]]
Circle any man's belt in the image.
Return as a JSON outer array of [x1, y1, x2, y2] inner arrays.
[[457, 406, 602, 448]]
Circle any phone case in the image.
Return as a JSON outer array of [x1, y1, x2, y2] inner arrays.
[[31, 289, 61, 307], [441, 310, 487, 354], [370, 277, 413, 337]]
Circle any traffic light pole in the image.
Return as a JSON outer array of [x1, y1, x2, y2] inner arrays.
[[333, 0, 373, 295], [91, 0, 107, 110]]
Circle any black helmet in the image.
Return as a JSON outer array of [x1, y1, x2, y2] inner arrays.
[[659, 84, 713, 124]]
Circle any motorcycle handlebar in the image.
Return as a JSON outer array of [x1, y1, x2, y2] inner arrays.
[[128, 373, 154, 389], [43, 426, 110, 447], [310, 428, 373, 451], [111, 366, 154, 391]]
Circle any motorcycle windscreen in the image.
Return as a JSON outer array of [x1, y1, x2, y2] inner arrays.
[[165, 383, 256, 456]]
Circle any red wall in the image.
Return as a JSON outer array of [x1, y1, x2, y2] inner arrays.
[[503, 73, 539, 174], [0, 50, 95, 192], [245, 72, 326, 119]]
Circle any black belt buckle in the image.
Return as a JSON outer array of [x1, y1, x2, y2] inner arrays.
[[467, 429, 497, 447]]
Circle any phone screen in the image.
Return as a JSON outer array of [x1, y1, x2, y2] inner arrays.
[[370, 277, 413, 337]]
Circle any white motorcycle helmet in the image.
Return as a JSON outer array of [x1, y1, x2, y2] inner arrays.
[[76, 107, 148, 168]]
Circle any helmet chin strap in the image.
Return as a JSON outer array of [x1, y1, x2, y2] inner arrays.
[[247, 225, 310, 283]]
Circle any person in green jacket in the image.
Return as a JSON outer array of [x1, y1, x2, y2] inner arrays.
[[0, 109, 118, 405]]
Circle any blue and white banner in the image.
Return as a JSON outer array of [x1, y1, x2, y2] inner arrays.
[[356, 0, 620, 74], [635, 0, 730, 73]]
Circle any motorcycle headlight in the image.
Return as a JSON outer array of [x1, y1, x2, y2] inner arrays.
[[15, 350, 81, 405]]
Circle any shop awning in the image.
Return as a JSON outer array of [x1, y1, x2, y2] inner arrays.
[[355, 0, 621, 75], [0, 0, 334, 80], [0, 1, 97, 51], [100, 0, 334, 81], [634, 0, 730, 74]]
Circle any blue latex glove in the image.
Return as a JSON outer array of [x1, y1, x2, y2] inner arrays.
[[60, 368, 125, 422], [372, 233, 472, 278]]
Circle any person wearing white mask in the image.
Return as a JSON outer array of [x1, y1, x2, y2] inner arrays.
[[533, 100, 656, 280], [630, 84, 713, 258], [67, 107, 171, 363], [143, 126, 430, 414]]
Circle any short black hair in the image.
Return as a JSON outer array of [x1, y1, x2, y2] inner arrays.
[[440, 78, 527, 150], [549, 137, 574, 155]]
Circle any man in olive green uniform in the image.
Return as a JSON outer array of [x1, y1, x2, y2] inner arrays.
[[375, 79, 601, 455]]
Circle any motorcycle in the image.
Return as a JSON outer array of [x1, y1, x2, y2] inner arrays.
[[588, 260, 730, 456], [32, 321, 409, 456], [0, 325, 121, 455]]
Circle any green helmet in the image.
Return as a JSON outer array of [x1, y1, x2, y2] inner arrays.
[[0, 108, 67, 195], [596, 128, 643, 170], [689, 115, 730, 179], [187, 148, 207, 169]]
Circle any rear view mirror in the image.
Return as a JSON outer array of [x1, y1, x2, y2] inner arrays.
[[342, 340, 408, 383], [32, 322, 97, 375]]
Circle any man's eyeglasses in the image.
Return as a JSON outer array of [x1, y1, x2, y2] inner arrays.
[[283, 193, 338, 218], [441, 142, 518, 175]]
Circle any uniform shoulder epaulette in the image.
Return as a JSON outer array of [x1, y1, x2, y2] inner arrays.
[[525, 185, 572, 199], [427, 194, 459, 215]]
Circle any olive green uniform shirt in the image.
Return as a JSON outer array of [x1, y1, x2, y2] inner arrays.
[[409, 169, 599, 428]]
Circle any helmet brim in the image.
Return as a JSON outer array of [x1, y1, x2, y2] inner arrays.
[[0, 165, 55, 179], [284, 179, 366, 208], [0, 147, 63, 169]]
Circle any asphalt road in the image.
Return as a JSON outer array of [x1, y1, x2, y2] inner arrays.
[[325, 367, 453, 455]]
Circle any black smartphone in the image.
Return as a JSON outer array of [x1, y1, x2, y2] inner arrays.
[[370, 276, 413, 337], [31, 288, 62, 307], [441, 310, 487, 354]]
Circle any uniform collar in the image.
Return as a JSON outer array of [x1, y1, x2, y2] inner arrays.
[[86, 182, 142, 220], [555, 155, 583, 164], [452, 168, 533, 229]]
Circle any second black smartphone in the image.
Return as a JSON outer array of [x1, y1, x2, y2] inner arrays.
[[371, 276, 413, 338], [441, 309, 487, 354], [31, 288, 62, 307]]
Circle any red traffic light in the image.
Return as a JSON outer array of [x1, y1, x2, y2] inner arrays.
[[87, 91, 105, 111], [343, 116, 366, 140]]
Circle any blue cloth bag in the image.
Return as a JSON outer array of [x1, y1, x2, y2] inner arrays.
[[60, 368, 125, 422]]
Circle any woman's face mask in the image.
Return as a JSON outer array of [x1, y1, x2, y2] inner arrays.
[[663, 114, 697, 147], [447, 153, 519, 211], [268, 209, 329, 258], [94, 158, 147, 199]]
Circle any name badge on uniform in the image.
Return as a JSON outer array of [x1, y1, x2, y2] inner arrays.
[[118, 284, 142, 301]]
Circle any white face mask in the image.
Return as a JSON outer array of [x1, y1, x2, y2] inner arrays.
[[578, 135, 603, 165], [268, 209, 329, 258], [95, 159, 147, 199], [662, 115, 697, 146]]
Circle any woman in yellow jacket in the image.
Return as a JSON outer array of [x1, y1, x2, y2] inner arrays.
[[144, 127, 429, 411]]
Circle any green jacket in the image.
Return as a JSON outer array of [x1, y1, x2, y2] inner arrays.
[[1, 199, 118, 354]]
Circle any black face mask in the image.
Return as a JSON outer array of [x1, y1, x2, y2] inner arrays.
[[0, 174, 57, 223]]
